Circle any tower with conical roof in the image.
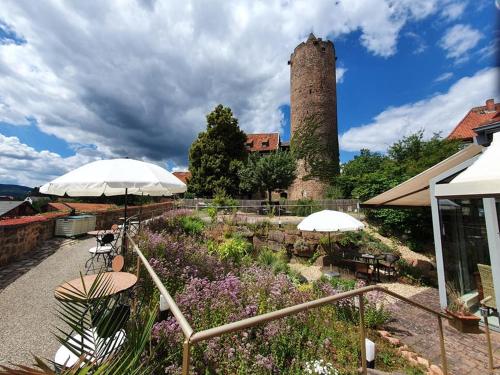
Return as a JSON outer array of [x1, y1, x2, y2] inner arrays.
[[287, 33, 339, 200]]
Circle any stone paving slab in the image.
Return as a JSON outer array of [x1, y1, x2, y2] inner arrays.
[[0, 237, 94, 367], [384, 286, 500, 375]]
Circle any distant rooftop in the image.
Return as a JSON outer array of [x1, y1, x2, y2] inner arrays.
[[245, 133, 280, 153], [447, 99, 500, 142], [172, 171, 192, 184], [0, 201, 34, 218]]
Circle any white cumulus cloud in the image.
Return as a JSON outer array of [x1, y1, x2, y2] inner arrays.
[[441, 1, 467, 21], [439, 23, 483, 62], [339, 68, 499, 152], [0, 134, 99, 187]]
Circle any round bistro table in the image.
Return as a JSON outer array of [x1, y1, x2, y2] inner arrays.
[[55, 272, 137, 300], [87, 229, 117, 237]]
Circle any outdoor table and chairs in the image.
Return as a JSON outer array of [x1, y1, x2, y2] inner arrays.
[[354, 253, 384, 282], [85, 228, 122, 274], [53, 271, 137, 369]]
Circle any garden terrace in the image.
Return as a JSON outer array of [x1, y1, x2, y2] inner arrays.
[[128, 210, 448, 374], [1, 209, 498, 374]]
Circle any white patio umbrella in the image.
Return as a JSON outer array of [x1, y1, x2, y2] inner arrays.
[[39, 158, 187, 230], [297, 210, 364, 257]]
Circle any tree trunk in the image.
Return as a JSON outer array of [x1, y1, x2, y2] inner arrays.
[[268, 189, 272, 204]]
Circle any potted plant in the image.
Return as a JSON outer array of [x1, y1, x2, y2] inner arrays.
[[445, 284, 481, 333]]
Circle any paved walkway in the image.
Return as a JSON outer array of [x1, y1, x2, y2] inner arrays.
[[383, 285, 500, 374], [0, 237, 93, 367]]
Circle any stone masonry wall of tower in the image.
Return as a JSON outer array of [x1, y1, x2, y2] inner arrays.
[[287, 33, 339, 200]]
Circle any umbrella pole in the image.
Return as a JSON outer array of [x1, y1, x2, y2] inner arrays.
[[328, 232, 332, 271], [139, 192, 143, 230], [123, 188, 128, 254]]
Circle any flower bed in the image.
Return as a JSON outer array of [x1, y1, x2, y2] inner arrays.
[[136, 212, 425, 374]]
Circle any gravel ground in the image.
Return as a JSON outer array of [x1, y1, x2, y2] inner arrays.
[[0, 237, 94, 367]]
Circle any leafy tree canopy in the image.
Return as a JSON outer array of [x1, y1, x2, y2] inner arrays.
[[188, 105, 247, 197], [337, 132, 460, 201], [335, 132, 461, 251], [238, 151, 297, 202]]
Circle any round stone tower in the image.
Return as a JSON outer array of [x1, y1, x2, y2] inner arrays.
[[287, 33, 339, 200]]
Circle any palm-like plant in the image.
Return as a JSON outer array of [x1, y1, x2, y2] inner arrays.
[[0, 272, 157, 375]]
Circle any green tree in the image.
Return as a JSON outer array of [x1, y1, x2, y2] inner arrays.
[[188, 105, 247, 197], [238, 153, 260, 198], [239, 151, 297, 202], [336, 132, 461, 251]]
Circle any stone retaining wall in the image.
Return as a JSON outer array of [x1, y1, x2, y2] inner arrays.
[[0, 202, 173, 267], [248, 228, 325, 257]]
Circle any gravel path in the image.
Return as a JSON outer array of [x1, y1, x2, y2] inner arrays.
[[0, 237, 93, 367]]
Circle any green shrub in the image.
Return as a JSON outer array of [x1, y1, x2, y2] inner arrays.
[[257, 247, 289, 274], [308, 249, 322, 265], [396, 259, 425, 284], [247, 220, 272, 236], [179, 215, 205, 236], [364, 303, 391, 328], [292, 198, 320, 216], [212, 190, 238, 212], [206, 206, 218, 223], [209, 236, 252, 264], [327, 277, 356, 291], [335, 230, 396, 256]]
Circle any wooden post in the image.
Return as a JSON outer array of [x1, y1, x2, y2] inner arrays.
[[359, 294, 367, 375], [437, 316, 448, 375]]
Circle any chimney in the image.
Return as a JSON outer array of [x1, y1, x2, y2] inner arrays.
[[486, 98, 495, 111]]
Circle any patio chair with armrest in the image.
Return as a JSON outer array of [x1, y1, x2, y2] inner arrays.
[[354, 261, 373, 282], [378, 253, 400, 280], [478, 264, 497, 311]]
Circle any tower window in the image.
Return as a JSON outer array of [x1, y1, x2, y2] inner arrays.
[[309, 89, 312, 94], [321, 47, 326, 52]]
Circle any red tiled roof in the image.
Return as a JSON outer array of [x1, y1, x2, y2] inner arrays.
[[47, 202, 117, 212], [245, 133, 280, 152], [447, 100, 500, 141], [173, 171, 191, 184], [475, 111, 500, 128]]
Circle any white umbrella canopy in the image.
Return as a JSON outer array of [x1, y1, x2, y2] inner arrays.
[[297, 210, 364, 232], [40, 158, 186, 197]]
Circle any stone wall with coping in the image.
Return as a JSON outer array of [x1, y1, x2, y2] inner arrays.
[[0, 201, 173, 267]]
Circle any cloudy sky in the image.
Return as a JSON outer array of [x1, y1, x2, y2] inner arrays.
[[0, 0, 498, 187]]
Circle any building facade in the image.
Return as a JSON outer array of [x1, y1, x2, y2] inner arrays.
[[287, 33, 339, 200]]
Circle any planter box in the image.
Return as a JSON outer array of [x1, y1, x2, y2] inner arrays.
[[445, 309, 481, 333]]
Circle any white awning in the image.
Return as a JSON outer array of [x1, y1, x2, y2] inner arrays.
[[363, 144, 483, 207], [435, 132, 500, 198]]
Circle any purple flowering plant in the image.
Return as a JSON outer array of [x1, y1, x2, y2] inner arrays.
[[136, 215, 409, 374]]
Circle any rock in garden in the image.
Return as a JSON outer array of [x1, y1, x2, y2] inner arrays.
[[417, 356, 429, 368], [429, 364, 444, 375], [386, 336, 401, 346]]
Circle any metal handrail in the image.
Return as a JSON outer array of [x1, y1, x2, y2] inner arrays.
[[127, 233, 449, 375]]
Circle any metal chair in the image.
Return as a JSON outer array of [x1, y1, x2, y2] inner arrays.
[[379, 253, 400, 280], [85, 233, 119, 274]]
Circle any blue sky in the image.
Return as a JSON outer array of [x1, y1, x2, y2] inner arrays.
[[0, 0, 498, 186]]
